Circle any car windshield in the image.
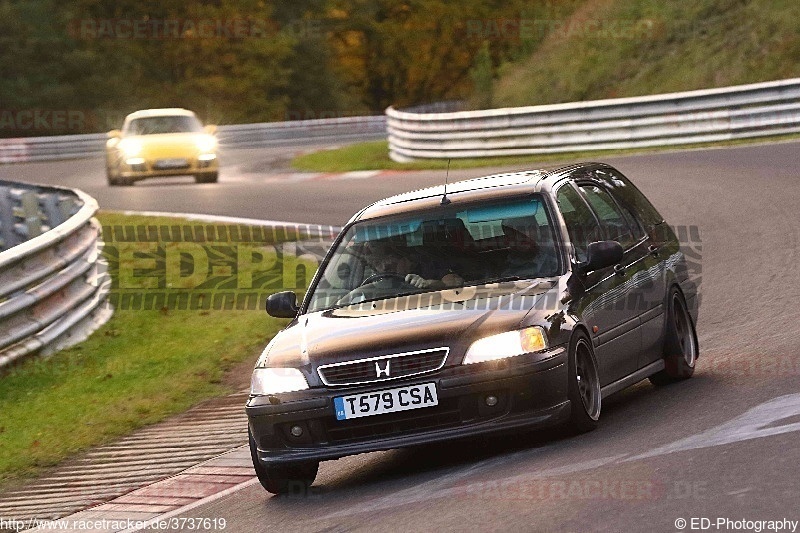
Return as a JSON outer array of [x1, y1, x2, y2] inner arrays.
[[124, 115, 203, 135], [306, 195, 561, 312]]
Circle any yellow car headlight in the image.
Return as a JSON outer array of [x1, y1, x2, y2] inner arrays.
[[462, 326, 548, 365], [118, 138, 142, 157], [195, 135, 217, 153]]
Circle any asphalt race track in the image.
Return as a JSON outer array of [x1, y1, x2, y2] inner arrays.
[[2, 140, 800, 532]]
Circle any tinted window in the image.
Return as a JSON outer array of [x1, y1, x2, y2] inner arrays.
[[593, 168, 664, 227], [579, 184, 639, 249], [306, 196, 561, 312], [556, 184, 602, 263]]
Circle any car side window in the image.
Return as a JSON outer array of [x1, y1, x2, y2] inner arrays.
[[578, 184, 640, 249], [594, 168, 665, 228], [556, 185, 603, 263]]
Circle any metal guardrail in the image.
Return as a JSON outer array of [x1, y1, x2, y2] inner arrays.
[[0, 181, 111, 368], [386, 78, 800, 161], [0, 116, 387, 164]]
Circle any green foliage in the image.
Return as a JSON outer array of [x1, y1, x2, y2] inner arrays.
[[470, 41, 494, 109], [2, 0, 797, 137], [0, 0, 573, 136], [492, 0, 800, 107]]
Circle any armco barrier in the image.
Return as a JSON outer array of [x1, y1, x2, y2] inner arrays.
[[0, 181, 111, 368], [386, 78, 800, 161], [0, 115, 387, 164]]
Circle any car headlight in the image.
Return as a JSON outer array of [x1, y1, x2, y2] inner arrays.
[[462, 326, 548, 365], [195, 135, 217, 153], [250, 367, 309, 395], [118, 138, 142, 157]]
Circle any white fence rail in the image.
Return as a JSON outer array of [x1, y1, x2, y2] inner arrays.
[[386, 78, 800, 161], [0, 116, 387, 164], [0, 181, 111, 368]]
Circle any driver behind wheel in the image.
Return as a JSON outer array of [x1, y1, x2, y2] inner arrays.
[[367, 241, 464, 290]]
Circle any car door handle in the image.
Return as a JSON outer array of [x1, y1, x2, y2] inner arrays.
[[648, 245, 660, 257], [613, 263, 626, 276]]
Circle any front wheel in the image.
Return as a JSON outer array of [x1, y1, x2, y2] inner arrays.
[[108, 170, 133, 186], [106, 165, 120, 186], [195, 172, 218, 184], [249, 429, 318, 495], [567, 330, 601, 433]]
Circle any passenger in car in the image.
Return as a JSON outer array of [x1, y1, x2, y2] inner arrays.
[[499, 218, 560, 278]]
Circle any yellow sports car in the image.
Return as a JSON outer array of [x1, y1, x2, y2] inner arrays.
[[105, 108, 219, 186]]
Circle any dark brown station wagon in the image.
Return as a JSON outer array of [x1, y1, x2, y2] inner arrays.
[[246, 162, 700, 494]]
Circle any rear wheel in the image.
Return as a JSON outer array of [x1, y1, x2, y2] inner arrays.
[[649, 288, 698, 385], [249, 429, 318, 495], [195, 172, 218, 184], [567, 330, 601, 433]]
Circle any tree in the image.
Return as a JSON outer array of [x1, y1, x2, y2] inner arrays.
[[470, 41, 493, 109]]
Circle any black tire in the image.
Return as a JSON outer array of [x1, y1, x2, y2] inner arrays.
[[109, 172, 133, 186], [567, 330, 601, 433], [649, 287, 698, 386], [195, 172, 218, 184], [248, 429, 318, 495], [106, 166, 119, 186]]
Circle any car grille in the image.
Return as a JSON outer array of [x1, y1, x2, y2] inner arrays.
[[317, 347, 449, 387]]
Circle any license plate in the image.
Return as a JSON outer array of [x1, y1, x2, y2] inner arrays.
[[334, 382, 438, 421], [154, 158, 188, 169]]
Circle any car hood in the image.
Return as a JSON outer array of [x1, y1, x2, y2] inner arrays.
[[263, 279, 560, 370], [134, 133, 212, 157]]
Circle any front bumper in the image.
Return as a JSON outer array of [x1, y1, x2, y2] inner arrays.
[[118, 155, 218, 180], [247, 347, 570, 466]]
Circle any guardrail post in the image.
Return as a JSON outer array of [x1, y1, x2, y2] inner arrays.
[[20, 190, 44, 239], [0, 186, 14, 251]]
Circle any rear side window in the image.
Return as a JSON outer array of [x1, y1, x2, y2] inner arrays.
[[556, 185, 603, 262], [593, 168, 664, 227], [578, 184, 641, 249]]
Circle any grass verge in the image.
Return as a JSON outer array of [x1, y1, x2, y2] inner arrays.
[[292, 134, 800, 173], [0, 211, 312, 488]]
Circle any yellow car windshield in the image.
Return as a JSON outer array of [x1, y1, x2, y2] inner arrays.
[[125, 116, 203, 135]]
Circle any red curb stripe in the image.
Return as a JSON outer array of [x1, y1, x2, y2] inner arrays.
[[112, 495, 197, 506], [97, 503, 179, 513]]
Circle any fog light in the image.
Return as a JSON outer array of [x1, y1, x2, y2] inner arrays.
[[125, 157, 145, 166], [198, 153, 216, 161], [485, 395, 498, 407], [290, 425, 304, 437]]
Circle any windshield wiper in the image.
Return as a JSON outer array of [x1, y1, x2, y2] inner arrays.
[[476, 275, 525, 285]]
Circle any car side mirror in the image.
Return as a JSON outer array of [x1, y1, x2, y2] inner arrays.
[[266, 291, 299, 318], [581, 241, 623, 274], [204, 124, 217, 134], [107, 129, 121, 139]]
